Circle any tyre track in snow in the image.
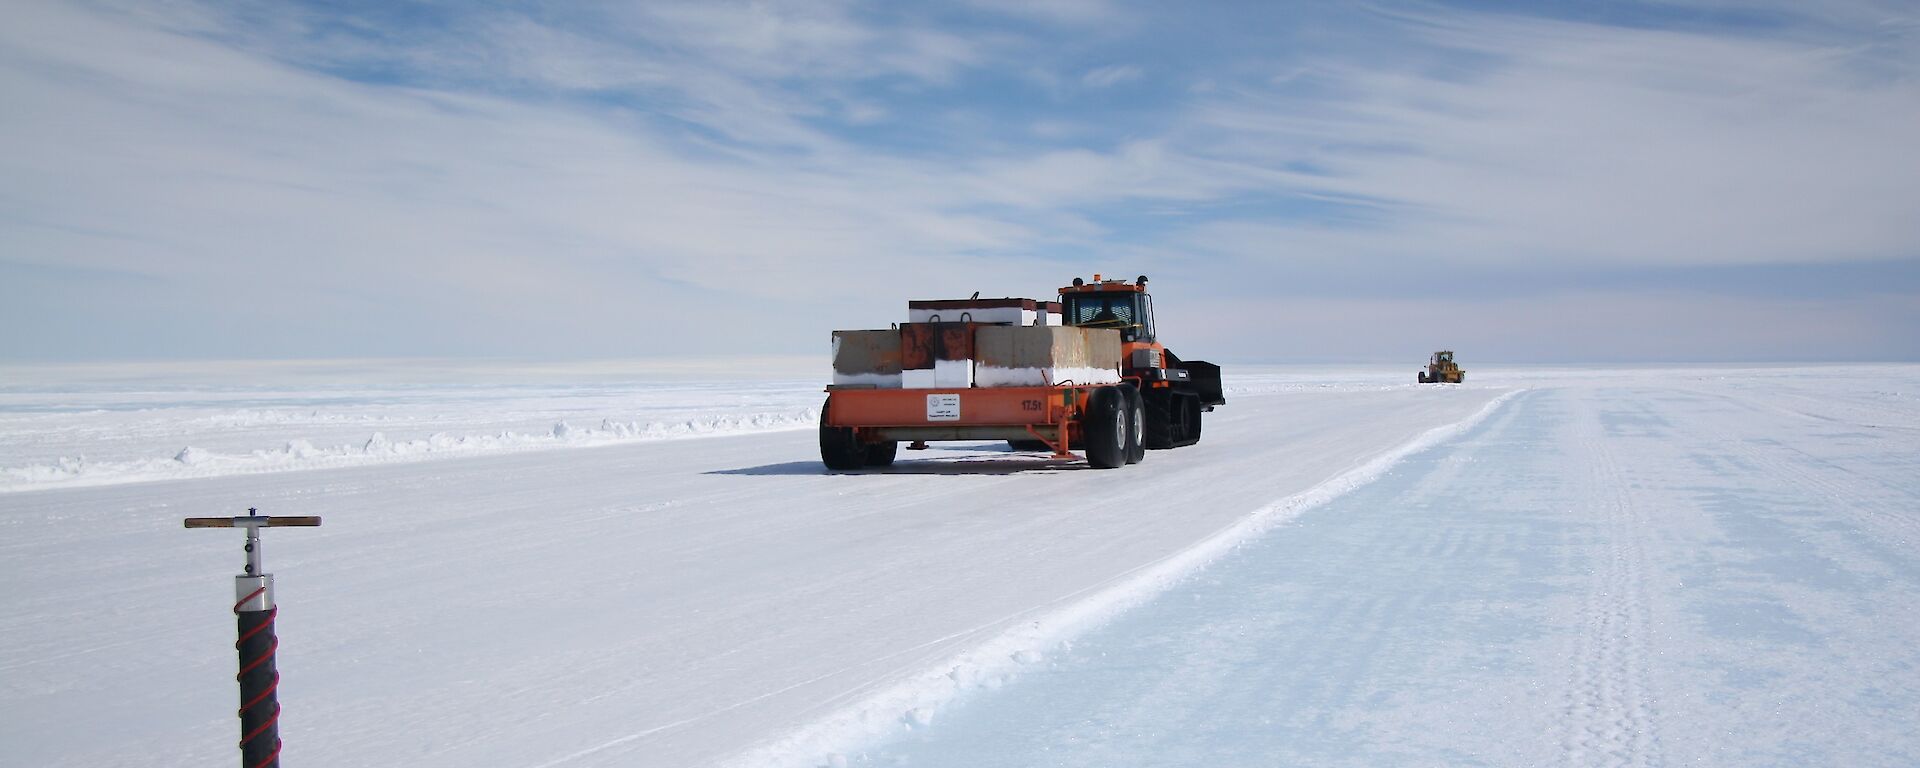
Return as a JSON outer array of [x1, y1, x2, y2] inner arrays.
[[1610, 382, 1920, 766], [0, 385, 1510, 768], [862, 379, 1920, 768], [1559, 391, 1664, 768], [857, 386, 1564, 767], [1681, 387, 1920, 547], [725, 391, 1524, 768]]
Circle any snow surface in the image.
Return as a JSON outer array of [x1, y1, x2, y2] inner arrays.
[[863, 377, 1920, 767], [0, 361, 824, 492], [2, 362, 1916, 768]]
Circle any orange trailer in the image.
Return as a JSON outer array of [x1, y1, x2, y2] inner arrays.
[[820, 275, 1224, 470]]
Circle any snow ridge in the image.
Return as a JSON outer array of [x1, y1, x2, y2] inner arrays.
[[725, 389, 1525, 768], [0, 409, 819, 493]]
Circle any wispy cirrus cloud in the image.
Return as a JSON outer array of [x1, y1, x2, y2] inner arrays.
[[1, 0, 1915, 361], [960, 0, 1127, 27], [1082, 64, 1142, 88]]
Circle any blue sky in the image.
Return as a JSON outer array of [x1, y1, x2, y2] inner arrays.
[[2, 0, 1916, 362]]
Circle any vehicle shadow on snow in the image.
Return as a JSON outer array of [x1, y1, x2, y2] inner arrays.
[[708, 453, 1085, 476]]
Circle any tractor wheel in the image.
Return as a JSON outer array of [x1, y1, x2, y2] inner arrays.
[[819, 398, 868, 470], [1007, 439, 1051, 452], [1122, 384, 1145, 464], [864, 440, 898, 467], [1083, 386, 1128, 469], [1141, 387, 1175, 449], [1418, 371, 1429, 384]]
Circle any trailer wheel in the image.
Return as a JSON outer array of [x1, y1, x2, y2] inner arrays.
[[864, 440, 898, 467], [819, 398, 868, 470], [1084, 387, 1128, 469], [1121, 384, 1145, 464]]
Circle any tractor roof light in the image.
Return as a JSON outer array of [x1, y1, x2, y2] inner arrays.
[[1136, 275, 1148, 286], [1072, 277, 1085, 287]]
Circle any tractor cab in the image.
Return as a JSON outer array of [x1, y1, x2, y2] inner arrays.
[[1057, 274, 1221, 412], [1420, 350, 1465, 384], [1056, 272, 1224, 443], [1060, 274, 1155, 343]]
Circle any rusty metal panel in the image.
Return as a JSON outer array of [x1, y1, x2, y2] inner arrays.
[[906, 298, 1037, 312], [976, 326, 1122, 370], [974, 325, 1025, 369], [935, 323, 974, 361], [1086, 328, 1121, 369], [899, 323, 935, 371], [831, 330, 901, 376], [907, 298, 1040, 325]]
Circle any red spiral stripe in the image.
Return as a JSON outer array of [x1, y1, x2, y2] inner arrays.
[[234, 586, 282, 768]]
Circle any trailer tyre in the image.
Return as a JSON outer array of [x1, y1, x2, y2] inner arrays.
[[1121, 384, 1145, 464], [819, 398, 868, 470], [1084, 387, 1128, 469], [864, 440, 898, 467]]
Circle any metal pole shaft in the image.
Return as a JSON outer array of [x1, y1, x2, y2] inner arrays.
[[245, 524, 263, 577], [186, 510, 318, 768], [235, 580, 281, 768]]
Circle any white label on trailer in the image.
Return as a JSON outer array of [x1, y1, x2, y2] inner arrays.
[[926, 393, 961, 421]]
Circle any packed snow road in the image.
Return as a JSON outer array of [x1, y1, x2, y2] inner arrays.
[[0, 367, 1499, 768], [864, 377, 1920, 767], [5, 365, 1914, 768]]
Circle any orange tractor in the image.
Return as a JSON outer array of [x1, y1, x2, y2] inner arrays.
[[1418, 350, 1465, 383], [819, 275, 1225, 470]]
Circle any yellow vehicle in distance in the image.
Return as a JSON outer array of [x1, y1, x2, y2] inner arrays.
[[1419, 350, 1465, 384]]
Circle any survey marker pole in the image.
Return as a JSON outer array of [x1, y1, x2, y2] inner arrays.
[[185, 508, 322, 768]]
